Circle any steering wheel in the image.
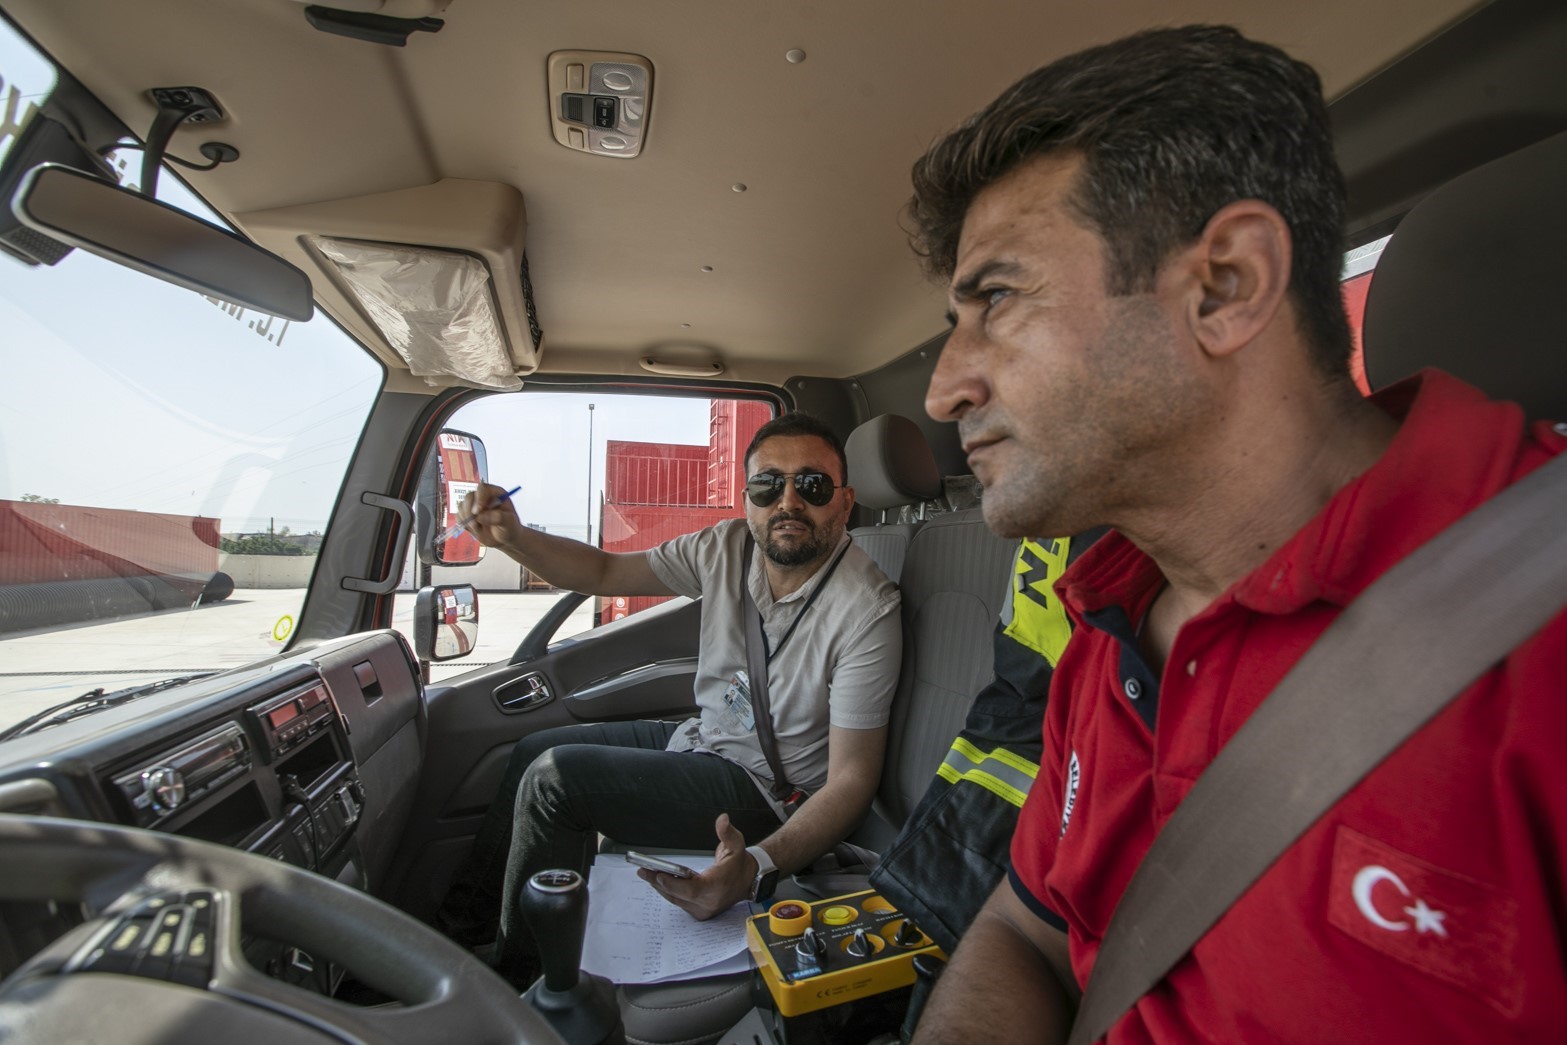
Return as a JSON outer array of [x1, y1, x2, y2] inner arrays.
[[0, 814, 564, 1044]]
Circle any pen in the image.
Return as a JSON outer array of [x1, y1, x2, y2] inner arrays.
[[441, 485, 521, 542]]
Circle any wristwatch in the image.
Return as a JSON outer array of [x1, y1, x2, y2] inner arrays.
[[746, 844, 779, 904]]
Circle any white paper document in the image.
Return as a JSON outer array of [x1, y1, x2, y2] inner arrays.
[[580, 853, 756, 984]]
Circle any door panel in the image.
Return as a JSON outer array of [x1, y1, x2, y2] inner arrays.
[[384, 595, 703, 918]]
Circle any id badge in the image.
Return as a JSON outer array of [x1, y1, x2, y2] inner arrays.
[[722, 669, 757, 731]]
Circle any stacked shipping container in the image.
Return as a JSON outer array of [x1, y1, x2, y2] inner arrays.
[[597, 400, 771, 622]]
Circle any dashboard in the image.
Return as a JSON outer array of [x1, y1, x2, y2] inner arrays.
[[0, 630, 426, 986]]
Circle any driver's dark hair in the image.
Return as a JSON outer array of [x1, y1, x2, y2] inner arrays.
[[908, 25, 1353, 377], [744, 412, 849, 484]]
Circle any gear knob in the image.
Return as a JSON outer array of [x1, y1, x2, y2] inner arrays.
[[521, 868, 587, 993]]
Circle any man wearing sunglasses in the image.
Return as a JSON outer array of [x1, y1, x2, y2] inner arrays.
[[437, 412, 901, 987]]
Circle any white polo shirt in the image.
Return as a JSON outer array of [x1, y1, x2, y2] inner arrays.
[[646, 518, 902, 802]]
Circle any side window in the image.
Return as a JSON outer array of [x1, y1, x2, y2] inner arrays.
[[395, 393, 770, 678], [1341, 233, 1393, 396]]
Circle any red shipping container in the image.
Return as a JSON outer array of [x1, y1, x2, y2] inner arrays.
[[708, 400, 773, 509], [604, 441, 709, 506], [600, 504, 742, 621], [0, 500, 220, 586], [596, 400, 772, 622]]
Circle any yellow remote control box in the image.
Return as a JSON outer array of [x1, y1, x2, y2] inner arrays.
[[745, 889, 945, 1017]]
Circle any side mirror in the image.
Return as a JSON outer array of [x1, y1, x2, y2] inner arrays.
[[414, 583, 479, 661], [11, 164, 315, 321], [417, 429, 489, 566]]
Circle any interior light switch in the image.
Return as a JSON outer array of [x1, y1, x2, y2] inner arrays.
[[547, 50, 653, 159]]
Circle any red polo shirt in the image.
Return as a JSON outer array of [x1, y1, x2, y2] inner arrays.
[[1010, 370, 1567, 1042]]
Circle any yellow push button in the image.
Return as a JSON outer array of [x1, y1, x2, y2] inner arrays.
[[819, 905, 857, 926]]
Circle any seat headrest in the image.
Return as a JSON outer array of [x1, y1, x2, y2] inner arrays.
[[846, 414, 944, 510], [1362, 130, 1567, 422]]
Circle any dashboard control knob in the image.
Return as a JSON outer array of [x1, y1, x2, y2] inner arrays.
[[142, 766, 186, 814]]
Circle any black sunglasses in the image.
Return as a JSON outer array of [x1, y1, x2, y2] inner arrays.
[[745, 471, 838, 508]]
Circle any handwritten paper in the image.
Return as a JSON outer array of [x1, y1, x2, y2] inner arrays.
[[580, 853, 755, 984]]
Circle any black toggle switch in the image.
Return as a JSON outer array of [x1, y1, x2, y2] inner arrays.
[[593, 96, 617, 128], [795, 926, 827, 964]]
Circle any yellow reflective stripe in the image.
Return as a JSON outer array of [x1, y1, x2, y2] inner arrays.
[[949, 736, 1039, 779], [936, 762, 1031, 808], [938, 739, 1039, 809], [947, 735, 987, 766]]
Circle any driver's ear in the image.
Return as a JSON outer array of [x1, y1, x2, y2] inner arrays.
[[1184, 199, 1291, 360], [840, 484, 855, 516]]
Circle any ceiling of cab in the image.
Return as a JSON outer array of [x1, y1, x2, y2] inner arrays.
[[4, 0, 1483, 385]]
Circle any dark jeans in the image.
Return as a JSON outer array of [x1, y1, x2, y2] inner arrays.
[[435, 719, 781, 984]]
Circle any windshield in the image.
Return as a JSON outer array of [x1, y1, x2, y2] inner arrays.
[[0, 22, 381, 737]]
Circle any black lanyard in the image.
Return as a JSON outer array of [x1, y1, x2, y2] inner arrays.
[[744, 534, 852, 663]]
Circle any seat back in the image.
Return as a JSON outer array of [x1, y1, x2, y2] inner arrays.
[[845, 413, 944, 583], [874, 508, 1016, 833], [1363, 129, 1567, 420], [843, 412, 1018, 832]]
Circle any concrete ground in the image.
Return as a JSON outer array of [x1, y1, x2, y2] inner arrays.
[[0, 589, 595, 735]]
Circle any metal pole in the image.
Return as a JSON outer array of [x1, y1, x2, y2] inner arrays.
[[586, 403, 596, 546]]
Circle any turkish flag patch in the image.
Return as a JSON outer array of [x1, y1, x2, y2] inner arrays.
[[1328, 826, 1520, 1015]]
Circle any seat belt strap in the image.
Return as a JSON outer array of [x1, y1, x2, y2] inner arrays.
[[1067, 451, 1567, 1045], [743, 548, 796, 808]]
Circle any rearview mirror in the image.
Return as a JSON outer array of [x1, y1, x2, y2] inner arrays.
[[414, 583, 479, 662], [12, 163, 315, 321]]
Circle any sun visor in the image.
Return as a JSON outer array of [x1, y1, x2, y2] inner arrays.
[[237, 179, 541, 384]]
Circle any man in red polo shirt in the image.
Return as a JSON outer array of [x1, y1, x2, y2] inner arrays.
[[910, 25, 1567, 1043]]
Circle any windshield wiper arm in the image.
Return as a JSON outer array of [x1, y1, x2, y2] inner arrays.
[[0, 673, 217, 743]]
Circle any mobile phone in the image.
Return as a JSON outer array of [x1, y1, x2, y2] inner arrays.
[[626, 851, 696, 878]]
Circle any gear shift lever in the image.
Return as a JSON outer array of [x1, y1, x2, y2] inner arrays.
[[518, 869, 624, 1044], [525, 869, 588, 993]]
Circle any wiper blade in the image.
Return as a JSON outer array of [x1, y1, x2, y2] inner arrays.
[[0, 673, 217, 743]]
